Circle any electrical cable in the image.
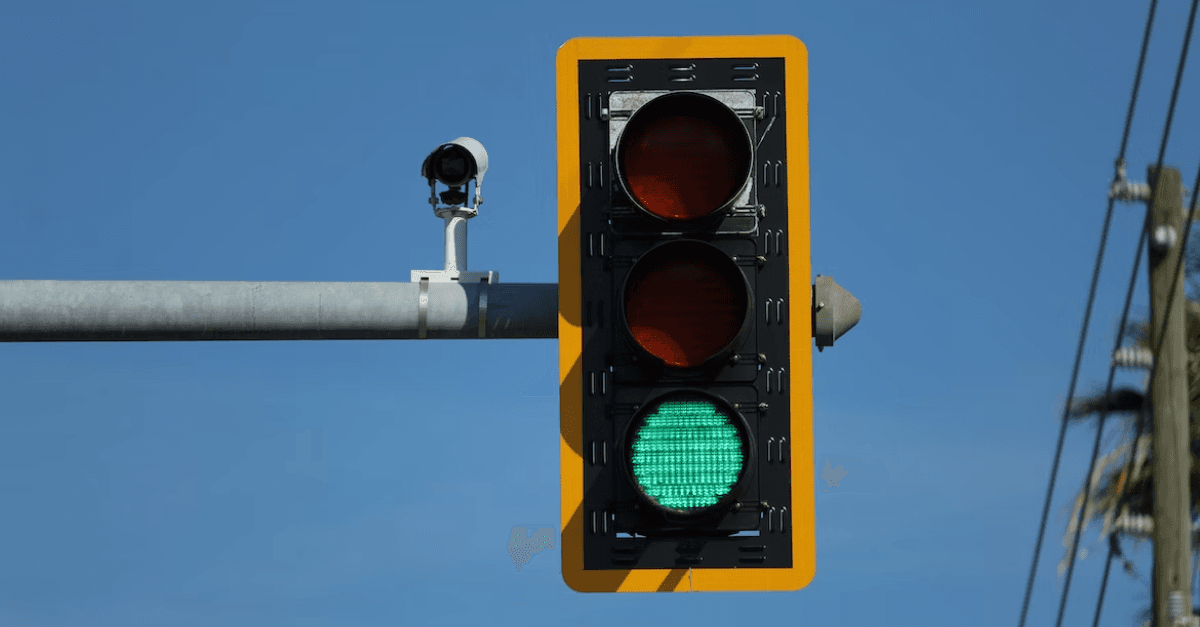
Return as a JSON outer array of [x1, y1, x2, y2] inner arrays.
[[1082, 2, 1200, 625], [1057, 170, 1149, 627], [1093, 537, 1119, 627], [1017, 2, 1161, 625], [1091, 385, 1150, 627]]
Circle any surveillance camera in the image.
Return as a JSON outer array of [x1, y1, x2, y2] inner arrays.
[[421, 137, 488, 188]]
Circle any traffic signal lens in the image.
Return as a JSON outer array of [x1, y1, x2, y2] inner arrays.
[[617, 92, 753, 221], [630, 394, 745, 511], [624, 240, 749, 368]]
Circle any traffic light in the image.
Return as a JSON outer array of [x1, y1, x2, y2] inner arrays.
[[557, 35, 815, 592]]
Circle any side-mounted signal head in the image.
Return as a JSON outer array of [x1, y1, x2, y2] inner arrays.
[[615, 92, 754, 221]]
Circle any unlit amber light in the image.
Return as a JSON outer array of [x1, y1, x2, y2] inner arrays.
[[624, 241, 748, 368]]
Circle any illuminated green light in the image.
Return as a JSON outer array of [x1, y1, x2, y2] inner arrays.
[[630, 397, 744, 510]]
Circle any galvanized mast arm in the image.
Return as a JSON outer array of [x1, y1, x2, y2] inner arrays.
[[0, 280, 557, 341], [0, 278, 857, 345]]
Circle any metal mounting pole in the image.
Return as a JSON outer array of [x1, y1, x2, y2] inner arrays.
[[443, 212, 469, 274], [411, 200, 496, 285]]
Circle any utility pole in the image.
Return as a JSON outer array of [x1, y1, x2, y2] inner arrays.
[[1147, 165, 1194, 627]]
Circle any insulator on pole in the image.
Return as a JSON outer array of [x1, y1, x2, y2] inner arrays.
[[1113, 346, 1154, 369]]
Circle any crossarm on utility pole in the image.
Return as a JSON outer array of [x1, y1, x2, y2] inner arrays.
[[0, 281, 557, 341]]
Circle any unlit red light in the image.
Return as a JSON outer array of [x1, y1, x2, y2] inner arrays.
[[618, 93, 752, 221]]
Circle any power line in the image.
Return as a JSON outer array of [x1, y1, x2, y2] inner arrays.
[[1088, 0, 1200, 624], [1094, 533, 1124, 627], [1058, 166, 1148, 627], [1016, 1, 1161, 625]]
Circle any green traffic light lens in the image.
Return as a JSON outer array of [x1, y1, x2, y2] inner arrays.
[[630, 394, 746, 512]]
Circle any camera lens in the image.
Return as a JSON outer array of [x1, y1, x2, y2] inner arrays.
[[434, 145, 473, 187]]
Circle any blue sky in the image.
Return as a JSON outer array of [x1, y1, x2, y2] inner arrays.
[[2, 1, 1200, 625]]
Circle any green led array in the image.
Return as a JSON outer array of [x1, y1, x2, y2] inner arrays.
[[630, 398, 744, 510]]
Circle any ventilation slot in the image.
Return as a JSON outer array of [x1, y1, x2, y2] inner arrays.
[[733, 62, 758, 82], [762, 91, 780, 118], [669, 63, 695, 82], [607, 64, 633, 83], [588, 232, 606, 257], [590, 440, 609, 466]]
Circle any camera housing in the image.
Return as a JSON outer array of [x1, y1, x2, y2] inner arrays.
[[410, 136, 497, 285], [421, 137, 488, 210]]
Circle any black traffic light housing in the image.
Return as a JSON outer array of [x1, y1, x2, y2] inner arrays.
[[558, 35, 814, 593]]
